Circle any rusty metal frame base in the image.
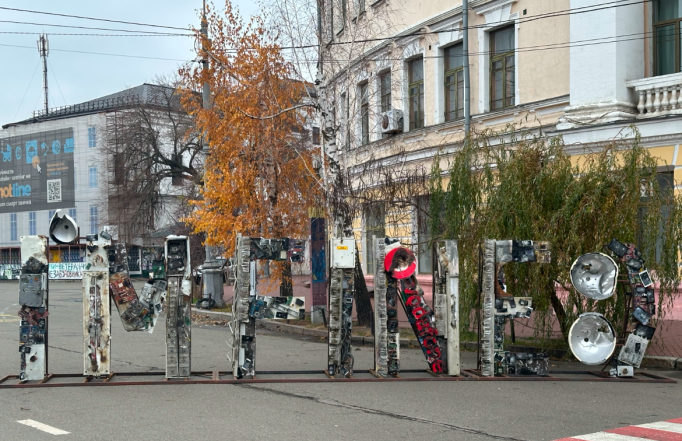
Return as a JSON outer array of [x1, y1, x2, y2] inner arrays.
[[0, 369, 675, 388]]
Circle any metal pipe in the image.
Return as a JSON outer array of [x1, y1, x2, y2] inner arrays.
[[0, 369, 674, 389], [200, 0, 225, 307], [462, 0, 471, 136]]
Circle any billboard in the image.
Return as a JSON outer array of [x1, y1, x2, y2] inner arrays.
[[0, 128, 75, 213]]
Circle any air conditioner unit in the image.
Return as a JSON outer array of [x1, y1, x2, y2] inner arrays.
[[381, 109, 404, 134]]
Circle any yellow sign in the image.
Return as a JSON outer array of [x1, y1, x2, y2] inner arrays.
[[336, 246, 348, 250]]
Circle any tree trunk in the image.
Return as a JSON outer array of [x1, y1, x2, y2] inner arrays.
[[549, 281, 569, 341], [353, 246, 374, 330], [280, 259, 293, 297]]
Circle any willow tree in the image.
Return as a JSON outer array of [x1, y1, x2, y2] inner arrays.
[[430, 127, 682, 341], [179, 2, 323, 289]]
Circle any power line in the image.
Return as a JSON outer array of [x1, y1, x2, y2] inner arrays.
[[0, 43, 191, 62], [0, 31, 190, 37], [13, 61, 41, 121], [0, 6, 189, 31], [279, 0, 652, 50], [47, 57, 68, 106], [220, 30, 659, 65], [0, 19, 192, 35], [0, 0, 656, 67]]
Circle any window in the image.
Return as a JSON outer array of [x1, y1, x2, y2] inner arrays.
[[360, 82, 370, 146], [48, 210, 56, 222], [171, 154, 184, 186], [380, 71, 391, 113], [88, 126, 96, 148], [89, 166, 98, 188], [113, 153, 124, 185], [354, 0, 366, 16], [90, 206, 98, 234], [408, 58, 425, 130], [29, 212, 36, 235], [445, 44, 465, 121], [365, 205, 385, 275], [312, 127, 321, 145], [334, 0, 346, 35], [341, 93, 350, 149], [654, 0, 682, 75], [490, 26, 515, 110], [69, 208, 77, 222], [10, 213, 17, 241], [325, 0, 334, 43]]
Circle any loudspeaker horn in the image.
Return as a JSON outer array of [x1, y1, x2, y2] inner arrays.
[[568, 312, 616, 365], [569, 252, 618, 300], [49, 210, 79, 244]]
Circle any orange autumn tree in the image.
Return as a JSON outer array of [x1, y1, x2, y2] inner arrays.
[[180, 2, 322, 290]]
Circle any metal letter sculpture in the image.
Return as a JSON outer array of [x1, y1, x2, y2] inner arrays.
[[165, 235, 192, 378], [568, 239, 658, 377], [18, 235, 49, 381], [229, 235, 305, 378], [327, 238, 355, 377], [479, 240, 551, 377], [372, 238, 460, 377]]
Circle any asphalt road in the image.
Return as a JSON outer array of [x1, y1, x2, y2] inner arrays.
[[0, 281, 681, 441]]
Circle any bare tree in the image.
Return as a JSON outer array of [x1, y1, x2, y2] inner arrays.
[[103, 76, 203, 247], [263, 0, 442, 328]]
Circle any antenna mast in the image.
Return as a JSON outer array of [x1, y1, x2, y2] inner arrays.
[[38, 34, 49, 114]]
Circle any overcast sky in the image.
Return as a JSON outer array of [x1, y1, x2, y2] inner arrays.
[[0, 0, 260, 125]]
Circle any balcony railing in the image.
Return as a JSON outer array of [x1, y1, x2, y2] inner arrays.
[[626, 73, 682, 118]]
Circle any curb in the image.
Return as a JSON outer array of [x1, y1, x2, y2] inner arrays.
[[191, 308, 419, 347], [640, 355, 680, 370], [191, 309, 682, 368]]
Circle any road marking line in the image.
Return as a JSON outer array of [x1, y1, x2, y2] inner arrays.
[[639, 422, 682, 434], [607, 425, 682, 440], [569, 432, 645, 441], [17, 419, 70, 435], [555, 417, 682, 441]]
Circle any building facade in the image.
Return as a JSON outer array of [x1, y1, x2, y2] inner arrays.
[[318, 0, 682, 275], [0, 84, 190, 278]]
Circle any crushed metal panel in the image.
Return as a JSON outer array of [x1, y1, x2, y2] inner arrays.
[[437, 240, 460, 376], [251, 295, 306, 320], [480, 240, 496, 377], [373, 237, 388, 377], [19, 274, 47, 307], [327, 265, 354, 377], [386, 270, 400, 375], [617, 333, 649, 368], [327, 236, 356, 378], [110, 273, 146, 332], [18, 235, 49, 381], [231, 235, 252, 378], [83, 271, 110, 376], [109, 241, 164, 334], [165, 236, 191, 378], [165, 277, 191, 378]]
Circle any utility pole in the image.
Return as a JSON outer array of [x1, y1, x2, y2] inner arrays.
[[462, 0, 471, 136], [199, 1, 225, 307], [38, 34, 49, 115]]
